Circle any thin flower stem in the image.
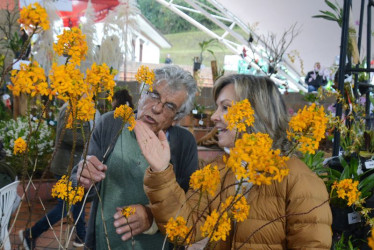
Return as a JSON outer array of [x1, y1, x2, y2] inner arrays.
[[124, 217, 135, 250], [286, 142, 299, 157], [205, 177, 245, 248], [67, 185, 93, 246], [0, 28, 37, 87], [175, 166, 237, 246], [64, 208, 71, 249], [20, 100, 83, 249], [93, 182, 112, 250], [5, 178, 65, 250], [185, 190, 203, 224], [74, 108, 125, 250], [177, 179, 248, 246], [161, 235, 168, 250], [102, 122, 126, 161], [36, 194, 64, 249], [66, 100, 78, 175], [21, 96, 42, 232], [59, 201, 65, 249], [236, 199, 330, 250], [64, 55, 71, 66], [82, 154, 115, 250], [74, 73, 145, 249]]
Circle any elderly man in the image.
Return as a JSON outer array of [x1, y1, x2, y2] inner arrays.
[[72, 65, 198, 249]]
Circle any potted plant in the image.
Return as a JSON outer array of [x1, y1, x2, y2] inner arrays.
[[191, 103, 207, 128], [313, 0, 360, 64], [301, 86, 374, 249], [0, 116, 54, 178], [326, 155, 374, 249], [302, 142, 374, 249], [193, 38, 220, 72], [359, 130, 374, 171], [192, 103, 207, 119]]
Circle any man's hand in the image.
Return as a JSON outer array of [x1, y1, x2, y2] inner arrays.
[[77, 155, 107, 189], [134, 120, 170, 172], [113, 204, 153, 241]]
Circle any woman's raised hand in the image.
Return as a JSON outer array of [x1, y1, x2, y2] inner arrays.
[[134, 120, 171, 172]]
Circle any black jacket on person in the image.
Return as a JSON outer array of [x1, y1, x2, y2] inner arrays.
[[305, 70, 327, 88]]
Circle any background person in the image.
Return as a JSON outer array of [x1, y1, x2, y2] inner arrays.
[[15, 29, 31, 60], [19, 103, 100, 249], [72, 65, 198, 249], [139, 74, 332, 249], [306, 62, 327, 92], [111, 88, 134, 110], [164, 54, 173, 64]]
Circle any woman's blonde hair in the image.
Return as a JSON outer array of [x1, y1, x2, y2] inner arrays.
[[213, 74, 290, 153]]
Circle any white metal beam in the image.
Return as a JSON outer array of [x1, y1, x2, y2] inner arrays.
[[155, 0, 306, 92]]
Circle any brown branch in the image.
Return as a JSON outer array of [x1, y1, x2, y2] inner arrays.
[[178, 174, 251, 247], [260, 23, 301, 72], [235, 198, 330, 250]]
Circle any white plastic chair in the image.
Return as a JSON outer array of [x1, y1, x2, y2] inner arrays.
[[0, 180, 20, 250]]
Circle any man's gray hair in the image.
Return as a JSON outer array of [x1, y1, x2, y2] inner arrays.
[[142, 65, 197, 120]]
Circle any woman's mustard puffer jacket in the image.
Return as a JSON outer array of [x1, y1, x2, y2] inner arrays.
[[144, 157, 332, 249]]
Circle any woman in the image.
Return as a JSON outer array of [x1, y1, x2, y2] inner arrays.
[[135, 75, 332, 249]]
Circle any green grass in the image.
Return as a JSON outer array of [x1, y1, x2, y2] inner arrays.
[[160, 29, 246, 69]]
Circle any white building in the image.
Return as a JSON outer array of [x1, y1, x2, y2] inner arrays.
[[95, 14, 171, 65], [131, 14, 171, 64]]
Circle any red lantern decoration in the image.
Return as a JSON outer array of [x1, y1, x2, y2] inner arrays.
[[58, 0, 119, 27]]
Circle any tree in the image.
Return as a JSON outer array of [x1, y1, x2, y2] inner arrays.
[[137, 0, 217, 34]]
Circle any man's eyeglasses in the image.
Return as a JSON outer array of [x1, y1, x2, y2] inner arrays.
[[145, 91, 180, 116]]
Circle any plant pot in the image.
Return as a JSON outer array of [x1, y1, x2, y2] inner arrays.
[[193, 62, 201, 72], [331, 205, 370, 248], [193, 113, 207, 119], [327, 156, 344, 172], [360, 156, 374, 172], [179, 114, 194, 127], [331, 205, 354, 232], [17, 179, 57, 202]]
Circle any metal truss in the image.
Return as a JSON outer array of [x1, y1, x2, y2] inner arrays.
[[155, 0, 306, 92], [332, 0, 374, 156]]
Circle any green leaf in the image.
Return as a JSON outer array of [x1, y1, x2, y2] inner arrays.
[[338, 9, 343, 26], [302, 151, 326, 173], [340, 157, 351, 179], [312, 15, 338, 23], [348, 239, 353, 250], [350, 157, 359, 179], [321, 11, 341, 23], [358, 168, 374, 195], [325, 0, 339, 12], [320, 10, 339, 20], [327, 168, 341, 179], [359, 151, 374, 158], [358, 168, 374, 185], [358, 174, 374, 197], [370, 96, 374, 106], [207, 49, 215, 56]]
